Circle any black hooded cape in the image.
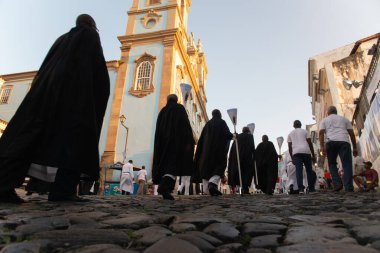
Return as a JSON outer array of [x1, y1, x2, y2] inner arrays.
[[194, 117, 233, 182], [228, 132, 255, 188], [152, 101, 195, 184], [255, 141, 278, 194], [0, 25, 110, 191]]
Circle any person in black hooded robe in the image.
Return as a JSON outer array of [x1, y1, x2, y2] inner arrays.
[[0, 14, 110, 203], [255, 135, 278, 195], [228, 126, 255, 194], [194, 109, 233, 196], [152, 94, 195, 200]]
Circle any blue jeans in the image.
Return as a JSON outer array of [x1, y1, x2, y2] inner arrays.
[[326, 141, 353, 191], [293, 153, 316, 191]]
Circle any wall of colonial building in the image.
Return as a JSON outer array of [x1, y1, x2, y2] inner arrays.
[[0, 62, 119, 160]]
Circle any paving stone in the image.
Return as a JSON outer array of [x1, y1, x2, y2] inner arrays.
[[169, 223, 196, 233], [350, 225, 380, 244], [144, 237, 202, 253], [203, 223, 239, 241], [371, 240, 380, 251], [15, 224, 53, 237], [33, 228, 130, 247], [0, 241, 41, 253], [64, 244, 137, 253], [29, 216, 70, 229], [277, 242, 380, 253], [102, 214, 153, 229], [289, 215, 342, 224], [135, 226, 172, 245], [185, 231, 223, 246], [214, 243, 243, 253], [249, 234, 281, 248], [246, 248, 271, 253], [175, 234, 215, 253], [242, 222, 287, 236], [175, 216, 229, 228], [284, 225, 349, 244]]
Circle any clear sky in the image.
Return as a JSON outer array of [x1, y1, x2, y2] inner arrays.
[[1, 0, 380, 153]]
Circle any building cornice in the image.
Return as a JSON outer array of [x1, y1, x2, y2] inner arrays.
[[0, 60, 119, 84], [118, 28, 178, 45], [127, 4, 177, 15], [350, 33, 380, 55], [0, 71, 37, 82]]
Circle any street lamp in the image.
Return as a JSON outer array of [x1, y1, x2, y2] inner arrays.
[[119, 115, 129, 163], [343, 79, 363, 90]]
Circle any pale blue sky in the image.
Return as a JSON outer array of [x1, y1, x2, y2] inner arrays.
[[1, 0, 380, 152]]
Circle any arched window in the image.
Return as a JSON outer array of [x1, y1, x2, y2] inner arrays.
[[135, 61, 152, 90], [130, 53, 156, 98]]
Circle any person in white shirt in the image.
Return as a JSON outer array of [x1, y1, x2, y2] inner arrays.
[[120, 160, 134, 195], [136, 166, 147, 195], [287, 120, 317, 193], [319, 106, 357, 192], [353, 154, 365, 188], [354, 154, 365, 175]]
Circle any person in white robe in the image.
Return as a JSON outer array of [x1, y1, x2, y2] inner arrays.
[[120, 160, 134, 195]]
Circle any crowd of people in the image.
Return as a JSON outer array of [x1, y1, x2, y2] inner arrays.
[[152, 100, 379, 200]]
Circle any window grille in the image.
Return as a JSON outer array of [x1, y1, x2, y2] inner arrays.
[[0, 87, 12, 105]]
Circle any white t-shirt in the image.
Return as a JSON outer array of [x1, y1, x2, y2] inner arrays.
[[320, 114, 352, 143], [137, 169, 147, 181], [287, 128, 311, 155]]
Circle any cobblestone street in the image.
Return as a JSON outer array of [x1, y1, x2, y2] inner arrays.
[[0, 191, 380, 252]]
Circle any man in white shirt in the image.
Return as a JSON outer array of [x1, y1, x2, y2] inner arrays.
[[287, 120, 317, 193], [319, 106, 357, 192]]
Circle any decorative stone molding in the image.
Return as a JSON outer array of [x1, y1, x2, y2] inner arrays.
[[141, 9, 162, 29]]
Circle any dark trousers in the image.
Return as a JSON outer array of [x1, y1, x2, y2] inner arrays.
[[326, 141, 353, 190], [293, 153, 316, 191], [49, 168, 81, 198]]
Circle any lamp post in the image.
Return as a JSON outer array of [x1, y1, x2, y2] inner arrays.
[[119, 115, 129, 163]]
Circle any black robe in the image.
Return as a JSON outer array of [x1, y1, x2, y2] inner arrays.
[[152, 101, 195, 184], [255, 141, 278, 194], [194, 117, 233, 182], [0, 25, 110, 191], [228, 132, 255, 188]]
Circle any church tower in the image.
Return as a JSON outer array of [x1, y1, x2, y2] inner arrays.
[[101, 0, 209, 177]]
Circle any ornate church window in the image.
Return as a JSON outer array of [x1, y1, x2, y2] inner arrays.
[[129, 53, 156, 98], [135, 61, 152, 90], [0, 86, 13, 105]]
